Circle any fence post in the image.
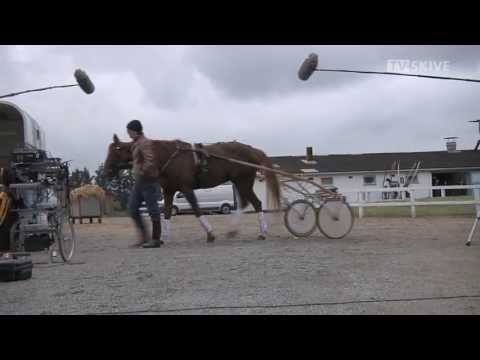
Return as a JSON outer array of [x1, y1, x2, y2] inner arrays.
[[358, 191, 364, 219], [441, 187, 446, 197], [475, 188, 480, 218], [466, 187, 480, 246], [410, 190, 416, 218]]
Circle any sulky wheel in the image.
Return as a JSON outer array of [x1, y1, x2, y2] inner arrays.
[[284, 199, 318, 238], [316, 200, 354, 239]]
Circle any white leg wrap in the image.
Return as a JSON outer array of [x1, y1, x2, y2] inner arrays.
[[231, 207, 243, 227], [258, 211, 268, 234], [161, 219, 171, 242], [199, 215, 212, 233]]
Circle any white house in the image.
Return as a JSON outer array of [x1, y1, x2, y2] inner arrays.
[[252, 141, 480, 211]]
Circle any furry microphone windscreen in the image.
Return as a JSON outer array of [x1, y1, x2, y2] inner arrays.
[[74, 69, 95, 94], [298, 53, 318, 81]]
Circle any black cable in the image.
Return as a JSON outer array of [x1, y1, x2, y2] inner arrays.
[[317, 69, 480, 83], [89, 294, 480, 315]]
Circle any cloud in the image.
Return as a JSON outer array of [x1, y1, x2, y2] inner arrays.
[[188, 45, 480, 100], [1, 45, 480, 175]]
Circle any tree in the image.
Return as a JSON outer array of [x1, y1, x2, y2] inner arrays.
[[69, 167, 93, 189], [94, 163, 108, 189], [94, 163, 135, 210]]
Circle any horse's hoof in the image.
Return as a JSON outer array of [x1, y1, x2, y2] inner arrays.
[[466, 242, 471, 247], [207, 233, 215, 243], [226, 231, 238, 239], [257, 234, 266, 241]]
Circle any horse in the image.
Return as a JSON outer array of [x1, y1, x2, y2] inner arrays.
[[104, 135, 282, 243]]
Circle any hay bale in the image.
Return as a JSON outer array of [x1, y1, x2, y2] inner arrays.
[[70, 184, 106, 201]]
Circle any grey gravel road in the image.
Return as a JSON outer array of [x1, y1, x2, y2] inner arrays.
[[1, 214, 479, 315]]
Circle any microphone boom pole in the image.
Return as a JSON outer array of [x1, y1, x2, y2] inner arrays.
[[0, 69, 95, 99], [0, 84, 78, 99], [298, 53, 480, 83], [315, 68, 480, 83]]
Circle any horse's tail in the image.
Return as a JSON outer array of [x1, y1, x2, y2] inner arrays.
[[257, 153, 282, 211]]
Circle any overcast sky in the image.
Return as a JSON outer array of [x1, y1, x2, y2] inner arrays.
[[2, 45, 480, 173]]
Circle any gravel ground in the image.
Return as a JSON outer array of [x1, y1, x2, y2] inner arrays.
[[1, 213, 479, 315]]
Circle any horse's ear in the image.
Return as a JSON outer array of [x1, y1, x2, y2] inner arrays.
[[113, 134, 120, 144]]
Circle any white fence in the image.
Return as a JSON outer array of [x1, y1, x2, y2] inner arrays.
[[344, 185, 480, 219]]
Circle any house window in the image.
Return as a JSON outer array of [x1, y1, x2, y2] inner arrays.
[[363, 176, 376, 186], [321, 177, 333, 185]]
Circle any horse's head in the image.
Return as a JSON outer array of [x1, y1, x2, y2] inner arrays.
[[104, 134, 133, 179]]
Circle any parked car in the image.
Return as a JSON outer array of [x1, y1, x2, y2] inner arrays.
[[140, 183, 236, 216]]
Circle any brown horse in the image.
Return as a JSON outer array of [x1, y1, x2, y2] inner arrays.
[[104, 135, 281, 243]]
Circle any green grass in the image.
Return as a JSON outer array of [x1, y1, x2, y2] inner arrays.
[[104, 196, 478, 219], [353, 195, 478, 218]]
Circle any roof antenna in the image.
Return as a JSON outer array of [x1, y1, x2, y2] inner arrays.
[[469, 120, 480, 151]]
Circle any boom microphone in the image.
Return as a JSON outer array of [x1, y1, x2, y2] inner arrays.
[[297, 52, 480, 83], [74, 69, 95, 94], [298, 53, 318, 81]]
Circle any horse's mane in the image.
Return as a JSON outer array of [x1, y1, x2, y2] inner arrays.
[[151, 139, 190, 151]]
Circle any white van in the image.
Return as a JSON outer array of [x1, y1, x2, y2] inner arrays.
[[140, 183, 236, 216]]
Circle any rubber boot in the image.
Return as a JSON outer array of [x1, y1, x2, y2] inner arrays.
[[130, 217, 148, 248], [142, 220, 162, 248]]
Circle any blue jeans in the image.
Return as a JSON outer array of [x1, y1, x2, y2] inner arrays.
[[128, 180, 161, 235]]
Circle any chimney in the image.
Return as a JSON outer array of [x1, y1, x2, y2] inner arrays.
[[444, 137, 458, 153], [306, 146, 313, 161]]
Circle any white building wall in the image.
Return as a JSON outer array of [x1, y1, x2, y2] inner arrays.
[[467, 171, 480, 196], [469, 171, 480, 184], [416, 172, 432, 198]]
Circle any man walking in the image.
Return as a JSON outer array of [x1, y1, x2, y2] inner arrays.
[[126, 120, 162, 248]]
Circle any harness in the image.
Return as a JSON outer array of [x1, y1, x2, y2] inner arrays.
[[191, 143, 209, 172], [159, 142, 210, 185]]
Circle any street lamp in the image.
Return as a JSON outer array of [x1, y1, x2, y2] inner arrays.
[[0, 69, 95, 99]]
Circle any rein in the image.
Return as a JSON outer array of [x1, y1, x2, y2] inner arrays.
[[159, 143, 184, 175], [181, 147, 341, 199], [159, 143, 209, 174], [154, 143, 340, 199]]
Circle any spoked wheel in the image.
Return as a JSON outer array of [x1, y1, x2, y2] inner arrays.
[[284, 199, 318, 237], [55, 211, 76, 263], [317, 200, 354, 239]]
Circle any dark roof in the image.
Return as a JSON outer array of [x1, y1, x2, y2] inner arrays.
[[269, 150, 480, 174]]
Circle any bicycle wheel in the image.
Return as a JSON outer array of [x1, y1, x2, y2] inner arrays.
[[56, 212, 76, 262], [284, 199, 317, 237], [317, 200, 354, 239], [9, 219, 22, 251]]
